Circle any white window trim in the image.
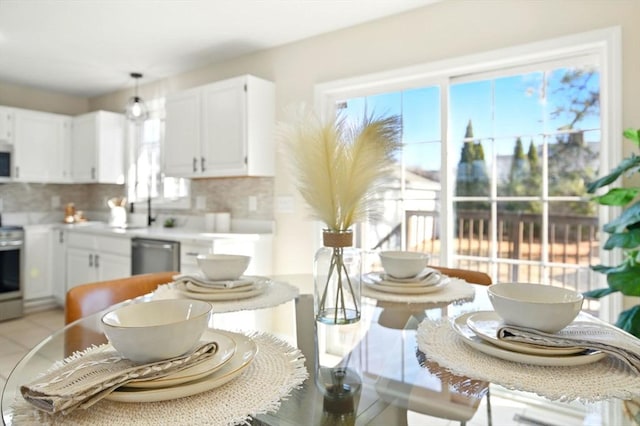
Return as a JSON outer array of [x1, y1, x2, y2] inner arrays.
[[314, 26, 622, 308], [125, 98, 192, 210]]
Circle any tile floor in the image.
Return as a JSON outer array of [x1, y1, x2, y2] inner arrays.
[[0, 309, 612, 425], [0, 308, 65, 393]]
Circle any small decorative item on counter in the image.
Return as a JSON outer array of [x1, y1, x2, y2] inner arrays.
[[279, 105, 401, 324], [63, 203, 76, 223], [73, 210, 87, 223], [164, 217, 176, 228]]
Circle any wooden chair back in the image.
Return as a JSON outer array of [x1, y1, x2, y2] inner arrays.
[[430, 266, 492, 286]]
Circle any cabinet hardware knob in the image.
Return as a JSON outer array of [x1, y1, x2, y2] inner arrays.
[[95, 254, 100, 268], [201, 157, 205, 172], [193, 157, 197, 172]]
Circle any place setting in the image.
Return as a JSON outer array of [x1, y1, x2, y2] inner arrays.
[[14, 299, 308, 425], [416, 282, 640, 402], [152, 254, 299, 312], [362, 251, 475, 303]]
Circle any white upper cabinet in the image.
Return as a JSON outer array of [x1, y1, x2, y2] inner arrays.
[[0, 106, 14, 143], [71, 111, 125, 184], [164, 75, 275, 178], [13, 108, 71, 182], [164, 88, 201, 176]]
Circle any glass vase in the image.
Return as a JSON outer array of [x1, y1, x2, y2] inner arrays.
[[314, 229, 361, 324]]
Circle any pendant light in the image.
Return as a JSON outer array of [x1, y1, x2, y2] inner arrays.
[[125, 72, 149, 122]]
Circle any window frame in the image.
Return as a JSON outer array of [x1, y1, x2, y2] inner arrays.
[[125, 98, 191, 210], [314, 27, 622, 322]]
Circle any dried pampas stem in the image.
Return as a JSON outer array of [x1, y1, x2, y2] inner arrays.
[[278, 105, 401, 231]]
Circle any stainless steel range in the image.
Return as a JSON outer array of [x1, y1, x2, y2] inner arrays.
[[0, 226, 23, 321]]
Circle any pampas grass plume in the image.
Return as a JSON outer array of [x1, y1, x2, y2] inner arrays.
[[279, 105, 401, 231]]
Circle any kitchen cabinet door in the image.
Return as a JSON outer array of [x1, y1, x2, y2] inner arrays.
[[66, 247, 96, 290], [200, 80, 246, 175], [23, 227, 53, 300], [96, 252, 130, 281], [13, 109, 70, 182], [200, 75, 275, 177], [71, 111, 125, 183], [0, 106, 14, 143], [50, 229, 67, 305], [164, 89, 201, 177]]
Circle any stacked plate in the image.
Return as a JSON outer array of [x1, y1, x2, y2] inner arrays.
[[362, 268, 448, 294], [106, 329, 258, 403], [451, 311, 606, 366], [173, 273, 271, 301]]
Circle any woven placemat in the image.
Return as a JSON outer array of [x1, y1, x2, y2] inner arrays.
[[153, 280, 299, 313], [416, 315, 640, 402], [12, 332, 308, 426], [362, 278, 475, 304]]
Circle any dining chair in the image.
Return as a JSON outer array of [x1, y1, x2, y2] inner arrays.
[[430, 265, 493, 426], [63, 271, 177, 356], [430, 266, 492, 286]]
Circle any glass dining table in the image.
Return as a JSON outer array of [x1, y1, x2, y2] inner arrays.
[[0, 275, 632, 425]]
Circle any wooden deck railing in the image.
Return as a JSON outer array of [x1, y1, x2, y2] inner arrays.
[[375, 209, 600, 291]]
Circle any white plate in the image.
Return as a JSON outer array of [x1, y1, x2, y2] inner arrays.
[[366, 271, 443, 288], [466, 311, 585, 356], [123, 330, 237, 389], [175, 280, 268, 301], [185, 281, 257, 294], [383, 268, 440, 284], [363, 275, 448, 294], [107, 330, 258, 402], [451, 312, 606, 366]]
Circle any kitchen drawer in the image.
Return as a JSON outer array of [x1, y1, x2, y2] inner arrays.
[[96, 235, 131, 256], [180, 241, 213, 266], [66, 232, 95, 248], [67, 233, 130, 255]]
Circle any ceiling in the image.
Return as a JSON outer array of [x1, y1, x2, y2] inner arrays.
[[0, 0, 436, 98]]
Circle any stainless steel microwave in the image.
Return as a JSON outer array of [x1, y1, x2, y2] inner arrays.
[[0, 142, 13, 180]]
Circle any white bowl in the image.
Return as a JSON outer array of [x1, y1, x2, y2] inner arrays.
[[102, 299, 211, 362], [196, 254, 251, 281], [487, 283, 583, 333], [379, 251, 430, 279]]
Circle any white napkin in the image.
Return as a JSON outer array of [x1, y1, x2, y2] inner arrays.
[[497, 312, 640, 374], [21, 341, 218, 415], [172, 273, 252, 289]]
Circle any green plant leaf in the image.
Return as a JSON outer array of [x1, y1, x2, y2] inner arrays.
[[602, 201, 640, 233], [615, 305, 640, 338], [583, 287, 618, 299], [603, 229, 640, 249], [591, 263, 626, 274], [607, 265, 640, 295], [593, 187, 639, 206], [586, 154, 640, 193], [623, 128, 640, 145]]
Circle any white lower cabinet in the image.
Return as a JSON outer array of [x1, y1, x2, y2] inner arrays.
[[23, 226, 53, 300], [66, 232, 131, 290]]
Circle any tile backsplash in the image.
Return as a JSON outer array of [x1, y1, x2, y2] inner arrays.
[[0, 177, 274, 223]]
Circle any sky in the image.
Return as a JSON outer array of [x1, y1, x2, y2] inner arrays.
[[341, 65, 601, 172]]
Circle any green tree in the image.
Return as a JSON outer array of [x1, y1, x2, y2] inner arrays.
[[546, 69, 599, 215]]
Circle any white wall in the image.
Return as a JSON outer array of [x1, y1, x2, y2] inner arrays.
[[74, 0, 640, 273]]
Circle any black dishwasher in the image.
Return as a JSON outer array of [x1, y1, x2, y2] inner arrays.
[[131, 238, 181, 274]]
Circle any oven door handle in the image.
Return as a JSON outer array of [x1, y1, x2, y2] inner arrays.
[[0, 240, 22, 249]]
